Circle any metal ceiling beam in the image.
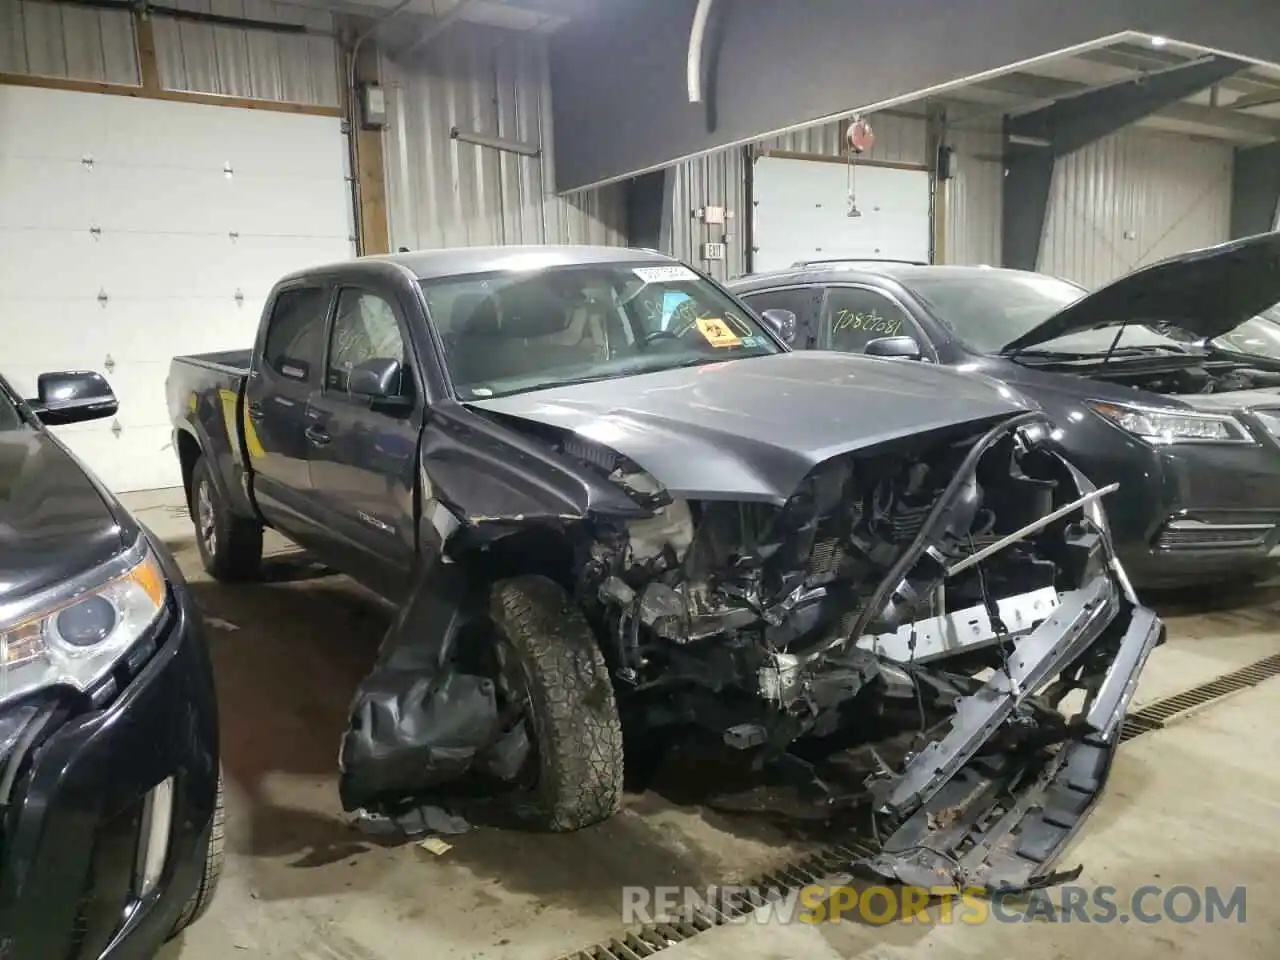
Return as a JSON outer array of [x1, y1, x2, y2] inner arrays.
[[978, 70, 1280, 141], [1001, 55, 1249, 271]]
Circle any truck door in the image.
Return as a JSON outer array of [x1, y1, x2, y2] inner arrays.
[[243, 282, 332, 545], [305, 284, 420, 599]]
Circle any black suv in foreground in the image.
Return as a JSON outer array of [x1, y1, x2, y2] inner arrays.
[[0, 370, 221, 958], [729, 232, 1280, 587]]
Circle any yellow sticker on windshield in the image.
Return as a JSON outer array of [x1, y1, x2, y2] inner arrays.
[[696, 317, 741, 348]]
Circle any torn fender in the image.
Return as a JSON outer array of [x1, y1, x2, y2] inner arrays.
[[338, 557, 522, 813], [421, 400, 650, 531]]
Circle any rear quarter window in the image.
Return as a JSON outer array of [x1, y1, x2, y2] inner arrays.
[[263, 287, 330, 383]]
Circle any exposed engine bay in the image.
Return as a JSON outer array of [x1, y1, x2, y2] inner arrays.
[[339, 410, 1163, 892], [1018, 354, 1280, 396]]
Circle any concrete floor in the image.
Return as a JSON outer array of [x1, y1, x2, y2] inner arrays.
[[124, 491, 1280, 960]]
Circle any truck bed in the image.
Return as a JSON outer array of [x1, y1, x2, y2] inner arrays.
[[174, 349, 252, 375], [167, 348, 256, 520]]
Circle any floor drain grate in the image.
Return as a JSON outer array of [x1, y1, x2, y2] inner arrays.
[[556, 654, 1280, 959], [1120, 652, 1280, 737], [555, 843, 879, 960]]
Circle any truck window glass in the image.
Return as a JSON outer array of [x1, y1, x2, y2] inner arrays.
[[421, 262, 781, 400], [327, 289, 410, 396], [0, 390, 20, 430], [823, 287, 916, 353], [264, 287, 329, 383]]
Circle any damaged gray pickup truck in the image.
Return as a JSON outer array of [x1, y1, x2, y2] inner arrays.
[[166, 245, 1164, 892]]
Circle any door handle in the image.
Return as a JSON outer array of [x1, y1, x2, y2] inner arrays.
[[305, 424, 331, 446]]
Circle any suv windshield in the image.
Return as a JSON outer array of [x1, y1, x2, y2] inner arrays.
[[421, 261, 781, 399], [909, 270, 1192, 355]]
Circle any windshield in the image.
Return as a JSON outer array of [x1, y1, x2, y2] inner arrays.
[[1210, 306, 1280, 360], [909, 270, 1195, 355], [421, 262, 782, 399]]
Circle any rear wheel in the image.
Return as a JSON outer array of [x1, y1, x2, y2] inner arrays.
[[169, 769, 225, 937], [191, 455, 262, 582], [487, 575, 624, 831]]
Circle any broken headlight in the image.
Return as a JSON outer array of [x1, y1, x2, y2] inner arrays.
[[1087, 400, 1252, 444], [0, 539, 166, 703]]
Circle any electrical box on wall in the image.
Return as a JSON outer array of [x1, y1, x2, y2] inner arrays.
[[360, 84, 387, 130], [701, 241, 726, 261]]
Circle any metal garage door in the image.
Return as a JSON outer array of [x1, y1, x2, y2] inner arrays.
[[0, 85, 354, 493], [752, 155, 931, 272]]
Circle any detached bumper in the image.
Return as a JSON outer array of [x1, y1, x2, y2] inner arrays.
[[0, 544, 220, 960], [858, 577, 1164, 892]]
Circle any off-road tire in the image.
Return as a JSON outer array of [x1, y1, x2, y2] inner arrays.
[[191, 455, 262, 582], [169, 769, 225, 937], [489, 575, 624, 831]]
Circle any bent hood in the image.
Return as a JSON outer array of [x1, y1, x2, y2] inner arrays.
[[465, 352, 1028, 504], [1002, 231, 1280, 354], [0, 428, 130, 602]]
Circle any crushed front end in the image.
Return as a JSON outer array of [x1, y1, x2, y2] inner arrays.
[[574, 410, 1162, 891]]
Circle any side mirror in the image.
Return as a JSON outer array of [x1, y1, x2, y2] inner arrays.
[[760, 308, 798, 345], [348, 358, 403, 399], [864, 335, 923, 361], [28, 371, 118, 425]]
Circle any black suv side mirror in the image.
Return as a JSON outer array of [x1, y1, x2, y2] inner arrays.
[[28, 371, 118, 426], [760, 308, 798, 345], [864, 335, 923, 361]]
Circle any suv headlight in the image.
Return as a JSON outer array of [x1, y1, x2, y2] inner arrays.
[[0, 540, 166, 703], [1087, 400, 1252, 444]]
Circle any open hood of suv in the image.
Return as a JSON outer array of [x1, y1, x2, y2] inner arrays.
[[1002, 232, 1280, 354]]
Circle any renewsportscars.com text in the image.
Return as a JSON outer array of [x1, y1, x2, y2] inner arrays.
[[622, 884, 1247, 926]]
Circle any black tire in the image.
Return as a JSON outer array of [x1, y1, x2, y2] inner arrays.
[[169, 769, 225, 937], [191, 455, 262, 582], [489, 575, 624, 831]]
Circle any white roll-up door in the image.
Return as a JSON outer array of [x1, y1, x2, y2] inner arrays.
[[0, 85, 354, 493], [752, 155, 931, 272]]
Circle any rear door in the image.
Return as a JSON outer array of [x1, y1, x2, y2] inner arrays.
[[305, 283, 422, 599], [243, 283, 333, 541]]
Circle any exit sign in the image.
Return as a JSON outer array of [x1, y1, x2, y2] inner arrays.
[[701, 241, 726, 261]]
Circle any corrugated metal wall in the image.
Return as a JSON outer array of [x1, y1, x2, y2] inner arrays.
[[0, 0, 139, 84], [0, 0, 338, 107], [941, 125, 1003, 267], [153, 0, 340, 107], [668, 148, 748, 282], [381, 23, 626, 251], [1039, 126, 1234, 287]]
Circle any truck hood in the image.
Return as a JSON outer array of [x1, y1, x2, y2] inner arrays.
[[0, 428, 130, 604], [1002, 231, 1280, 354], [465, 352, 1028, 503]]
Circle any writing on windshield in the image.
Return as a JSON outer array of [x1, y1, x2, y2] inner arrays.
[[422, 262, 781, 399]]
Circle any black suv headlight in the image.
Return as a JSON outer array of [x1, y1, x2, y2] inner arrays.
[[0, 537, 166, 703]]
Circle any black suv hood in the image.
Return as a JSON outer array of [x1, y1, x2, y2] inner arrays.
[[466, 352, 1028, 503], [1002, 231, 1280, 354], [0, 428, 131, 604]]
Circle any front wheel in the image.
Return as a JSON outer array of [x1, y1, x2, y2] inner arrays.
[[191, 455, 262, 582], [168, 769, 225, 938], [488, 575, 624, 831]]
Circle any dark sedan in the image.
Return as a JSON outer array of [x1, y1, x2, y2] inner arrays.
[[728, 233, 1280, 588], [0, 370, 222, 958]]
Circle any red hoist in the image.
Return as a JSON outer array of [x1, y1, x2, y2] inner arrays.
[[846, 116, 876, 218]]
